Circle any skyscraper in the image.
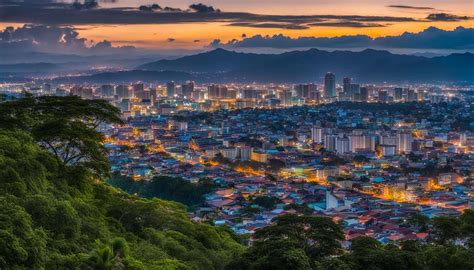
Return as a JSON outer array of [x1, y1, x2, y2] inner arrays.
[[181, 81, 194, 98], [311, 126, 323, 144], [324, 72, 336, 100], [166, 81, 175, 97], [116, 85, 130, 99], [360, 87, 368, 102], [343, 77, 351, 94], [397, 132, 413, 154], [132, 83, 144, 98]]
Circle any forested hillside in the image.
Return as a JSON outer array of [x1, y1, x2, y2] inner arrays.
[[0, 95, 243, 269]]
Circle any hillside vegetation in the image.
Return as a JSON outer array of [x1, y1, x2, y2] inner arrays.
[[0, 95, 243, 269]]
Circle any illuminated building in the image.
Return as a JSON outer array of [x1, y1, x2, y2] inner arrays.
[[238, 146, 252, 161], [324, 72, 336, 100], [100, 84, 114, 97], [349, 134, 376, 152], [324, 134, 337, 151], [397, 132, 413, 154], [116, 85, 130, 99], [166, 81, 175, 97], [181, 81, 194, 98], [335, 136, 350, 154], [250, 149, 268, 163], [311, 126, 323, 144]]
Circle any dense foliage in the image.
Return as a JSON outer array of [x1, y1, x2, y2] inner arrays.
[[108, 175, 217, 208], [228, 213, 474, 270], [0, 96, 243, 269]]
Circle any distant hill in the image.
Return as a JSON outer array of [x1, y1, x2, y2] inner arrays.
[[137, 48, 474, 83], [0, 63, 62, 73]]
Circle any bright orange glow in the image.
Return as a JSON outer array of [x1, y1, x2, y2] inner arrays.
[[378, 186, 409, 202], [189, 139, 200, 151], [235, 166, 265, 176], [426, 179, 444, 191]]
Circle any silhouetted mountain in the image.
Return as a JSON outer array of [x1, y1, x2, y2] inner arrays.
[[137, 48, 474, 83]]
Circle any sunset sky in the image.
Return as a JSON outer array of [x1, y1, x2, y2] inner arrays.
[[0, 0, 473, 51]]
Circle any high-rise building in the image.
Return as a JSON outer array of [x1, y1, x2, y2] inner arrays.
[[43, 83, 52, 94], [181, 81, 194, 98], [208, 84, 228, 99], [208, 84, 219, 99], [100, 84, 114, 97], [336, 136, 350, 154], [238, 146, 252, 161], [378, 90, 388, 103], [241, 89, 258, 99], [348, 84, 360, 101], [342, 77, 352, 99], [407, 89, 417, 102], [116, 85, 130, 99], [311, 126, 324, 144], [166, 81, 175, 97], [324, 134, 337, 151], [324, 72, 336, 99], [360, 87, 368, 102], [120, 98, 131, 112], [394, 87, 403, 101], [133, 83, 144, 98], [397, 132, 413, 154], [295, 84, 317, 99], [279, 90, 293, 106], [349, 134, 376, 152]]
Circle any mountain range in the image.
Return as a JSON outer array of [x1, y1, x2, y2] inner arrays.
[[136, 48, 473, 83], [38, 48, 474, 84]]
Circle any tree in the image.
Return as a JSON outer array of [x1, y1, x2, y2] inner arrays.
[[83, 238, 129, 270], [431, 216, 461, 245], [254, 196, 281, 209], [460, 209, 474, 247], [254, 215, 344, 259], [0, 95, 122, 177], [350, 236, 381, 254], [353, 155, 370, 165], [407, 213, 430, 232], [227, 239, 311, 270]]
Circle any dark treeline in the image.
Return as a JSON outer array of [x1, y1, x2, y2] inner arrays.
[[108, 175, 217, 208]]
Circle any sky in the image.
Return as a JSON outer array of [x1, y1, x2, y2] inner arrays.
[[0, 0, 473, 52]]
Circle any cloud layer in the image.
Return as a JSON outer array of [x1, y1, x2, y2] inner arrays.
[[209, 26, 474, 50], [0, 1, 472, 31], [0, 1, 422, 29], [0, 24, 135, 54]]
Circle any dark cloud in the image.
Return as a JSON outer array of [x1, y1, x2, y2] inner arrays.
[[210, 26, 474, 50], [0, 2, 418, 27], [228, 22, 309, 30], [0, 24, 135, 54], [308, 21, 386, 28], [189, 3, 220, 13], [209, 39, 222, 47], [387, 5, 434, 10], [209, 34, 372, 49], [427, 13, 471, 21], [167, 38, 176, 42], [193, 39, 200, 42], [72, 0, 99, 10]]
